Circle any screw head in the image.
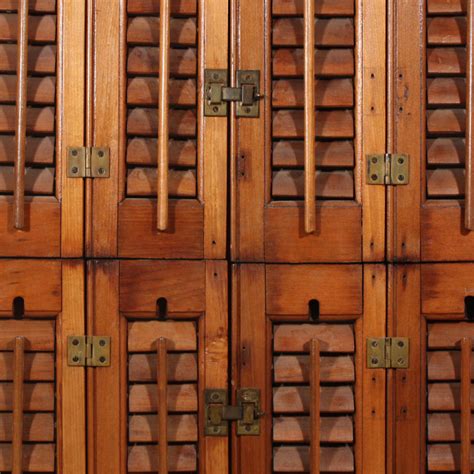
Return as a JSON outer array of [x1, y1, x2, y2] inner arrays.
[[397, 358, 405, 365], [397, 340, 404, 348], [371, 358, 379, 365], [371, 174, 378, 181], [71, 167, 78, 174], [371, 157, 378, 164], [213, 106, 219, 113], [398, 175, 405, 182], [98, 167, 105, 175], [72, 149, 78, 157], [98, 150, 104, 158], [398, 157, 404, 164], [371, 340, 378, 348], [72, 356, 79, 362], [99, 356, 106, 363], [99, 339, 106, 347], [72, 339, 79, 346]]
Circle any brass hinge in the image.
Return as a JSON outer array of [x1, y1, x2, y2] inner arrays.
[[67, 336, 111, 367], [67, 147, 110, 178], [204, 69, 261, 118], [205, 388, 263, 436], [367, 337, 409, 369], [367, 153, 409, 185]]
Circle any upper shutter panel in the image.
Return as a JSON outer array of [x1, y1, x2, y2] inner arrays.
[[232, 0, 386, 262], [0, 0, 85, 257], [91, 0, 228, 258]]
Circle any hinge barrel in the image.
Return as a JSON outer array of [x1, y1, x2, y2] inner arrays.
[[367, 153, 409, 185], [67, 147, 110, 178], [367, 337, 409, 369], [68, 336, 111, 367]]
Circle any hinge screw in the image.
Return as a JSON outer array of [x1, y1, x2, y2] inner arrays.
[[397, 340, 404, 347], [371, 358, 379, 365], [371, 341, 378, 347]]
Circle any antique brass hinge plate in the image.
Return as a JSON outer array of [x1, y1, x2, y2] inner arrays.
[[67, 336, 111, 367], [205, 388, 263, 436], [204, 69, 261, 118], [367, 337, 409, 369], [67, 147, 110, 178], [367, 153, 409, 185]]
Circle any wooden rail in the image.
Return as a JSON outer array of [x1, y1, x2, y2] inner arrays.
[[157, 337, 168, 473], [310, 338, 320, 473], [14, 0, 29, 230], [304, 0, 316, 233], [12, 336, 25, 474], [157, 0, 170, 231]]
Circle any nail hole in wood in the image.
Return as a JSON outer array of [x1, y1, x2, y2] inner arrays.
[[13, 297, 25, 320], [465, 296, 474, 320], [308, 299, 320, 321], [156, 297, 168, 320]]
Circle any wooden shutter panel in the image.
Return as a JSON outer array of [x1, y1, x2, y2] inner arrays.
[[0, 259, 86, 473], [231, 0, 387, 262], [0, 0, 85, 257], [390, 263, 474, 472], [87, 260, 228, 472], [89, 0, 228, 259], [232, 263, 386, 473]]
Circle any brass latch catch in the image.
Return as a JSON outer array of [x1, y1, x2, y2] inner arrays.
[[68, 336, 111, 367], [205, 388, 263, 436], [67, 147, 110, 178], [367, 153, 409, 185], [205, 69, 261, 118], [367, 337, 409, 369]]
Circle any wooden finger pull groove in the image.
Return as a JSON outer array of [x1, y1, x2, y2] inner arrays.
[[466, 0, 474, 230], [310, 339, 321, 473], [12, 336, 25, 474], [14, 0, 29, 230], [304, 0, 316, 233], [460, 337, 472, 474], [157, 0, 171, 231], [157, 337, 169, 473]]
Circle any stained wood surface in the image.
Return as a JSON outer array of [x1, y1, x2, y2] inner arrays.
[[128, 445, 197, 472], [272, 0, 355, 16], [273, 446, 354, 472], [272, 170, 353, 199], [273, 49, 354, 76], [0, 14, 56, 42]]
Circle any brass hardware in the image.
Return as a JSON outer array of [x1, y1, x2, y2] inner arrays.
[[204, 69, 261, 118], [367, 153, 409, 185], [67, 147, 110, 178], [205, 388, 263, 436], [367, 337, 409, 369], [67, 336, 111, 367]]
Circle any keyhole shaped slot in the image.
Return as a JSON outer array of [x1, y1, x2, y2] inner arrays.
[[308, 299, 320, 321], [156, 298, 168, 320], [465, 296, 474, 320], [13, 297, 25, 320]]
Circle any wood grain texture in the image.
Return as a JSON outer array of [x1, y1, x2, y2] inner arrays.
[[465, 0, 474, 228], [11, 337, 25, 474], [304, 0, 316, 233], [266, 264, 362, 315], [59, 261, 86, 473], [157, 0, 171, 231], [13, 0, 29, 229]]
